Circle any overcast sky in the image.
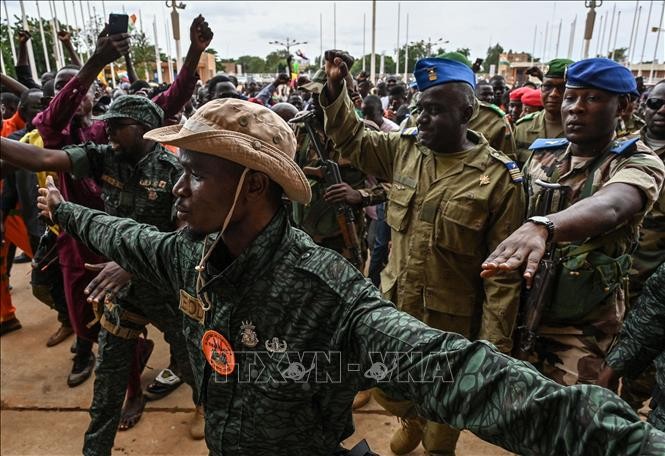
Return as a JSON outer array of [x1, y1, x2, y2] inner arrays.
[[4, 1, 665, 67]]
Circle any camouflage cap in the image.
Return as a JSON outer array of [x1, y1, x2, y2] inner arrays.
[[436, 51, 472, 68], [93, 95, 164, 130], [545, 58, 574, 78], [300, 68, 327, 94]]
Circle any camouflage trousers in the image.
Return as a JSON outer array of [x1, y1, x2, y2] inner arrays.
[[83, 298, 195, 456], [373, 308, 473, 455], [529, 326, 616, 386]]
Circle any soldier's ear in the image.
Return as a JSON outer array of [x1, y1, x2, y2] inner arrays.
[[616, 94, 630, 118]]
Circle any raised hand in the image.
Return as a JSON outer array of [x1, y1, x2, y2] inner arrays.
[[57, 30, 72, 44], [323, 50, 354, 102], [189, 14, 213, 53], [92, 24, 131, 65], [17, 29, 32, 45]]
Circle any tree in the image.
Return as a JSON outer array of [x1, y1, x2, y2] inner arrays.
[[236, 55, 266, 73], [456, 48, 471, 58], [265, 49, 289, 73], [608, 47, 628, 62], [483, 43, 504, 73], [349, 54, 396, 76], [126, 30, 157, 80]]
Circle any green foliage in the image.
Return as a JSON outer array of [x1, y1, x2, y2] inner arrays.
[[236, 55, 266, 73], [127, 30, 158, 80], [350, 54, 396, 76], [483, 43, 504, 73], [265, 49, 289, 73], [1, 16, 79, 78], [456, 48, 471, 58], [608, 47, 628, 62]]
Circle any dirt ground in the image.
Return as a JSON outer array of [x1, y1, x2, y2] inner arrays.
[[1, 260, 512, 456]]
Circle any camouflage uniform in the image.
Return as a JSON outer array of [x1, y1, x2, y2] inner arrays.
[[514, 110, 565, 166], [53, 201, 665, 456], [321, 85, 525, 453], [62, 141, 195, 455], [469, 101, 517, 161], [620, 128, 665, 413], [523, 136, 665, 386], [291, 122, 386, 266], [616, 114, 646, 138], [606, 263, 665, 431]]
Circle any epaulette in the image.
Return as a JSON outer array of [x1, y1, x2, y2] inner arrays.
[[489, 150, 524, 183], [528, 138, 569, 150], [609, 137, 639, 154], [400, 126, 419, 137], [479, 100, 506, 117], [515, 112, 536, 125]]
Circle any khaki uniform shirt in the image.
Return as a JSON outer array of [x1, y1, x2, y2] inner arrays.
[[524, 137, 665, 335], [629, 128, 665, 299], [514, 110, 565, 166], [469, 101, 517, 161], [321, 86, 525, 353]]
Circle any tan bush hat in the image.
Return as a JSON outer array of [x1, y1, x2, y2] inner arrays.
[[144, 98, 311, 204]]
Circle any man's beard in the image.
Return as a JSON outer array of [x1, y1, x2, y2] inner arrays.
[[181, 226, 208, 242]]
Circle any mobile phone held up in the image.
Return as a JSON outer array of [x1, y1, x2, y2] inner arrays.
[[108, 13, 129, 35]]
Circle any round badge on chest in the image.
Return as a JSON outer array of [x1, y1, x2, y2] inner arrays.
[[201, 330, 236, 376]]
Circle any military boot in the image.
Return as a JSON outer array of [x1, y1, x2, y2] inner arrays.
[[390, 416, 425, 455]]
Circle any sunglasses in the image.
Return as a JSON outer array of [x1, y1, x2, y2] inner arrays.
[[646, 98, 665, 111]]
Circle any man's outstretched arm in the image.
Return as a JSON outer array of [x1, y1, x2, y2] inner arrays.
[[0, 137, 72, 172], [38, 178, 187, 295], [339, 281, 665, 455]]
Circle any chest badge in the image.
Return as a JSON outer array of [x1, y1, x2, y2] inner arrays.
[[201, 330, 236, 376], [240, 321, 259, 348], [147, 190, 158, 200], [265, 337, 288, 353], [479, 175, 491, 185]]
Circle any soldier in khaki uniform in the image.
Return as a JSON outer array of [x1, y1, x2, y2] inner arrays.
[[321, 54, 525, 455], [482, 59, 665, 387], [514, 58, 573, 166]]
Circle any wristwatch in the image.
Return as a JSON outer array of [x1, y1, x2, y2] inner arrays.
[[526, 216, 555, 243]]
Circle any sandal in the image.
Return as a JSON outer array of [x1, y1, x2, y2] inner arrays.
[[145, 368, 183, 401]]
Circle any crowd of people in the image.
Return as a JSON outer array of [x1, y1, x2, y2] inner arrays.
[[1, 12, 665, 456]]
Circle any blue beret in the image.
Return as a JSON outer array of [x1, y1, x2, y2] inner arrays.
[[414, 58, 476, 92], [565, 58, 638, 96]]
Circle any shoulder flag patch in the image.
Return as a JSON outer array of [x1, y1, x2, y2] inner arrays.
[[609, 137, 639, 154], [489, 150, 524, 183], [529, 138, 569, 150], [515, 112, 536, 125], [400, 126, 419, 137]]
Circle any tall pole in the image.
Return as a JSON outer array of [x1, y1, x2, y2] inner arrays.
[[362, 13, 366, 71], [53, 0, 66, 66], [555, 19, 562, 57], [0, 44, 4, 74], [628, 1, 640, 63], [568, 16, 576, 59], [395, 2, 400, 75], [370, 0, 376, 84], [629, 6, 643, 64], [531, 25, 537, 65], [611, 11, 621, 60], [403, 12, 409, 81], [48, 0, 63, 68], [319, 12, 323, 68], [168, 1, 183, 72], [333, 2, 336, 49], [163, 10, 174, 82], [649, 1, 664, 82], [596, 12, 606, 56], [640, 1, 654, 67], [153, 15, 162, 83], [78, 0, 88, 56], [101, 0, 115, 88], [606, 3, 616, 57], [542, 21, 549, 62], [62, 0, 69, 29], [3, 0, 17, 65], [35, 1, 51, 73], [19, 0, 39, 81], [380, 50, 385, 76]]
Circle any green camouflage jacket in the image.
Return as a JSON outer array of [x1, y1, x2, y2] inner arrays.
[[54, 201, 665, 456], [606, 263, 665, 431]]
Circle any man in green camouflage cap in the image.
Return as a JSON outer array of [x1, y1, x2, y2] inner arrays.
[[514, 58, 574, 166], [1, 94, 199, 454]]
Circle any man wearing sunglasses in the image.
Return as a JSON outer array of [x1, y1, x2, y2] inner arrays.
[[0, 95, 198, 455]]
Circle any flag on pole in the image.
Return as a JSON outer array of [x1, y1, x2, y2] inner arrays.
[[129, 13, 137, 32]]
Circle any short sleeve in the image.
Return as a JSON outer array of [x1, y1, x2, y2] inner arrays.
[[63, 142, 112, 180]]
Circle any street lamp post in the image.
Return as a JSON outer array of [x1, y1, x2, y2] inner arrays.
[[165, 0, 185, 72], [268, 37, 308, 76], [582, 0, 602, 59]]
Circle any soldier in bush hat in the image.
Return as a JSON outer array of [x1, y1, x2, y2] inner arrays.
[[1, 94, 199, 452]]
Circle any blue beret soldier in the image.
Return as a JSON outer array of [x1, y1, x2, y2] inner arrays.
[[321, 54, 526, 454], [482, 58, 665, 388]]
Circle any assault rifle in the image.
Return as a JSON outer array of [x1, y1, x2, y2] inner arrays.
[[289, 111, 364, 268]]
